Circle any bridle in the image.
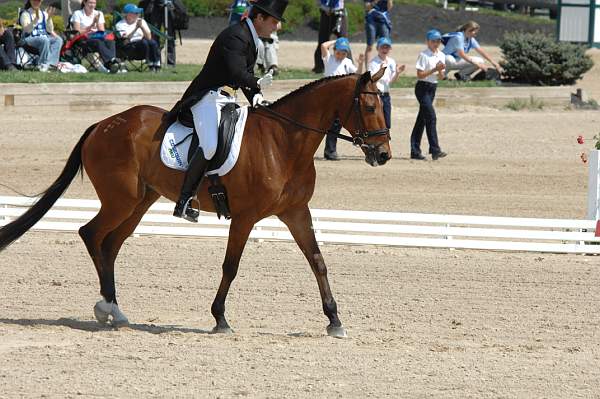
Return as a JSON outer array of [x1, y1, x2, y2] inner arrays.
[[256, 74, 390, 152]]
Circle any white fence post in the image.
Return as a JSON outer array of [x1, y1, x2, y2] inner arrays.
[[587, 150, 600, 237], [587, 150, 600, 220]]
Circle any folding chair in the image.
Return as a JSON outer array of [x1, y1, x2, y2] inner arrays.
[[112, 10, 169, 72]]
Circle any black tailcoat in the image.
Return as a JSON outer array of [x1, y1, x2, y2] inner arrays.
[[181, 20, 260, 104]]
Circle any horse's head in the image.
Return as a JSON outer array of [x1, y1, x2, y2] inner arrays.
[[338, 68, 392, 166]]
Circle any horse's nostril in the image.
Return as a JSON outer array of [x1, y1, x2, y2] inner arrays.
[[380, 152, 389, 161]]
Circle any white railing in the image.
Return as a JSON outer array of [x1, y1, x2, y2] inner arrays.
[[1, 196, 599, 254]]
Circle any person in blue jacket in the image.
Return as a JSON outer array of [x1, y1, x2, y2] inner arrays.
[[363, 0, 392, 69], [442, 21, 502, 81]]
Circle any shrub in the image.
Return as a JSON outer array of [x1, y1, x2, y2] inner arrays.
[[104, 13, 114, 29], [183, 0, 231, 17], [345, 2, 364, 36], [279, 0, 319, 33], [500, 31, 593, 85], [51, 15, 64, 33], [505, 96, 545, 111], [0, 0, 22, 21]]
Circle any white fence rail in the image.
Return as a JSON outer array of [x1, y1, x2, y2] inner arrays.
[[1, 196, 599, 254]]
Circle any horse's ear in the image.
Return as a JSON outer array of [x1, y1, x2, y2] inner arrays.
[[360, 71, 372, 85], [371, 64, 386, 82]]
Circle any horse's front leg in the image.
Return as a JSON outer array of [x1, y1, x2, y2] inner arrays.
[[279, 206, 346, 338], [211, 217, 254, 334]]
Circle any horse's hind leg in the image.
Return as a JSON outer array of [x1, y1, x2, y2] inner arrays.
[[79, 204, 134, 325], [94, 189, 161, 325], [79, 185, 146, 325], [278, 206, 346, 338]]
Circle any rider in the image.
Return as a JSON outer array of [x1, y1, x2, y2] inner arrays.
[[172, 0, 289, 223]]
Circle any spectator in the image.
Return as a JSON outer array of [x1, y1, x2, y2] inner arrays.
[[367, 37, 404, 130], [442, 21, 502, 81], [71, 0, 121, 73], [19, 0, 63, 72], [139, 0, 176, 66], [321, 37, 364, 160], [257, 21, 280, 76], [313, 0, 349, 74], [228, 0, 250, 25], [410, 29, 446, 161], [363, 0, 392, 69], [116, 3, 161, 71], [0, 19, 18, 71]]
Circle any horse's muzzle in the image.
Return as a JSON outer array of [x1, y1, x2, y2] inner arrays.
[[365, 145, 391, 166], [377, 151, 390, 165]]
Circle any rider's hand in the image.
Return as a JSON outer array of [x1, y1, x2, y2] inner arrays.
[[257, 71, 273, 89], [252, 93, 265, 107]]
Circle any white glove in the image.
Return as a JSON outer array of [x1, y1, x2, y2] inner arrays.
[[257, 71, 273, 89], [252, 93, 265, 107]]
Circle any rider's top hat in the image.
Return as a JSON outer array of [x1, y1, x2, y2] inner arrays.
[[251, 0, 289, 22]]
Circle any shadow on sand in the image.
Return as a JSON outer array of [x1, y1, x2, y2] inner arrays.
[[0, 317, 212, 335]]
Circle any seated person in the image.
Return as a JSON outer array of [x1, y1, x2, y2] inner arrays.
[[71, 0, 121, 73], [442, 21, 502, 81], [19, 0, 63, 72], [257, 25, 280, 76], [0, 20, 17, 71], [115, 3, 160, 70]]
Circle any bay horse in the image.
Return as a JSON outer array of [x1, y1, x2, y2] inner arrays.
[[0, 69, 391, 338]]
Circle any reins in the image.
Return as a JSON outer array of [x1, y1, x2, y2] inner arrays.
[[255, 75, 390, 147], [255, 105, 355, 144]]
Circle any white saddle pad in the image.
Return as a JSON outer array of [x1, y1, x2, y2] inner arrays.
[[160, 106, 248, 176]]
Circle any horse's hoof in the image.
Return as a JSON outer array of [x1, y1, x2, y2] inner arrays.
[[93, 301, 110, 324], [111, 316, 130, 328], [327, 325, 347, 339], [110, 304, 129, 327], [94, 299, 129, 327], [211, 326, 234, 334]]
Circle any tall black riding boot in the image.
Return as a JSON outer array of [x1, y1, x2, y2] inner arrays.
[[173, 149, 209, 223]]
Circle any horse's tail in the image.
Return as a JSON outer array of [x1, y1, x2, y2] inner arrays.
[[0, 123, 98, 252]]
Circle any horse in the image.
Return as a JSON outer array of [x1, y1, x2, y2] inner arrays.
[[0, 69, 392, 338]]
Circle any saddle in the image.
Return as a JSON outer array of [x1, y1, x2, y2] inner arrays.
[[175, 102, 240, 220]]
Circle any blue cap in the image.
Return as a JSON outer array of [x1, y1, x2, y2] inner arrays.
[[376, 37, 392, 48], [334, 37, 350, 52], [123, 3, 143, 14], [426, 29, 442, 41]]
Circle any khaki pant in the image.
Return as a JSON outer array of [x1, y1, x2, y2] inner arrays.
[[445, 54, 484, 80], [257, 32, 279, 70]]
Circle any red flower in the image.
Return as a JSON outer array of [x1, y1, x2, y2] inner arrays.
[[577, 135, 585, 144], [581, 152, 588, 164]]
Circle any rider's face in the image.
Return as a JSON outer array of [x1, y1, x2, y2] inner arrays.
[[253, 14, 280, 37]]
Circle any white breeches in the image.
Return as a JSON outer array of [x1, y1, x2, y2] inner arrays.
[[190, 89, 237, 160], [445, 54, 484, 80]]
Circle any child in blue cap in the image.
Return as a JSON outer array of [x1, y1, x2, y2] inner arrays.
[[321, 37, 364, 78], [410, 29, 447, 161], [368, 36, 405, 130], [320, 37, 364, 160]]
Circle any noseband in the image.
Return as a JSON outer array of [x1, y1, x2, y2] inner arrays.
[[256, 76, 390, 151]]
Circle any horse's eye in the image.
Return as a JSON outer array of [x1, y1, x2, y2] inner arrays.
[[365, 105, 376, 113]]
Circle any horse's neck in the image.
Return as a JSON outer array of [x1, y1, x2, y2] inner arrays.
[[273, 103, 334, 162], [271, 80, 352, 161]]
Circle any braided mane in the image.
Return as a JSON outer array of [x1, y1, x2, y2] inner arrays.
[[268, 74, 357, 108]]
